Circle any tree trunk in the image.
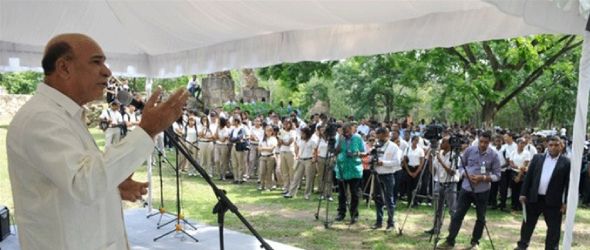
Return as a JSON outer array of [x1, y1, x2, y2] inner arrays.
[[481, 102, 496, 129]]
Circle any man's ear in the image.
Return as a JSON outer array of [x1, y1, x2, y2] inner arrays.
[[55, 56, 72, 80]]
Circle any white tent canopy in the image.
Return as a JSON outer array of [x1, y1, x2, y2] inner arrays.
[[0, 0, 586, 77], [2, 0, 590, 249]]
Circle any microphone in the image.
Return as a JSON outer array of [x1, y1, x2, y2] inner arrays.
[[116, 90, 133, 106]]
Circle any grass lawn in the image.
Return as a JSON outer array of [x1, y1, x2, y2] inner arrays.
[[2, 125, 590, 249]]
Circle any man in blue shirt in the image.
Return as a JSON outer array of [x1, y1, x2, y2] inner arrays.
[[438, 131, 501, 250]]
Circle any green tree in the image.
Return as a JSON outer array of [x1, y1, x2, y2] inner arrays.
[[333, 52, 424, 121], [432, 34, 582, 127], [258, 61, 337, 90], [0, 71, 44, 94]]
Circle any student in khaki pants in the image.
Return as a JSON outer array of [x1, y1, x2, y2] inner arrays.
[[214, 117, 230, 180], [258, 126, 278, 190], [284, 127, 317, 199], [230, 117, 248, 184], [278, 120, 297, 192]]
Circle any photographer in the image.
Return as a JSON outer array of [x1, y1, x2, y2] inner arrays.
[[370, 127, 401, 231], [335, 123, 365, 224], [438, 131, 501, 250], [426, 136, 459, 235]]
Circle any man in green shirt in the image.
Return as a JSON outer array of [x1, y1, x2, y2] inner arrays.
[[335, 123, 365, 224]]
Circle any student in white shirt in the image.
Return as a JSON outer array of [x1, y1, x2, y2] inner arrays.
[[284, 127, 317, 199], [315, 126, 334, 200], [123, 103, 140, 132], [99, 101, 123, 151], [402, 136, 425, 207], [184, 116, 199, 176], [258, 126, 278, 191], [198, 114, 215, 176], [214, 117, 231, 180], [249, 118, 265, 181], [509, 138, 531, 211], [278, 119, 297, 191], [499, 133, 517, 210], [230, 117, 249, 183], [172, 118, 188, 173], [7, 33, 188, 250]]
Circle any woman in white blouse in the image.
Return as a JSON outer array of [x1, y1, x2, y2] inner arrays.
[[284, 127, 317, 199], [403, 136, 425, 207], [509, 138, 531, 211], [258, 126, 278, 191], [184, 116, 199, 176], [315, 126, 333, 200], [278, 119, 297, 192], [214, 117, 231, 180]]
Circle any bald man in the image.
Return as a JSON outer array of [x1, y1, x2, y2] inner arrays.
[[6, 34, 188, 250]]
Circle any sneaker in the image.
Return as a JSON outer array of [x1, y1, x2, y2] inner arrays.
[[424, 228, 435, 234], [335, 214, 345, 221], [371, 223, 382, 230], [283, 195, 293, 199], [327, 196, 334, 202], [319, 195, 325, 200], [386, 224, 395, 232], [304, 194, 310, 200]]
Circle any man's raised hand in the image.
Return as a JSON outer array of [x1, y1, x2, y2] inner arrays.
[[139, 88, 189, 138]]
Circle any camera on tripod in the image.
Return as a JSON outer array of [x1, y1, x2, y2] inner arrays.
[[449, 133, 468, 151], [324, 121, 340, 152], [369, 142, 384, 167]]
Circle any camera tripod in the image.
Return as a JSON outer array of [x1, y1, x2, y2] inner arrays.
[[398, 145, 433, 236], [429, 148, 460, 250], [314, 141, 336, 229]]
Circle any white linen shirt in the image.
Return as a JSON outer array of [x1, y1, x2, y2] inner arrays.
[[375, 140, 402, 174], [7, 83, 154, 250]]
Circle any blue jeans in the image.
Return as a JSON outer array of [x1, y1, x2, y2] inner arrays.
[[374, 173, 395, 226], [446, 188, 489, 246]]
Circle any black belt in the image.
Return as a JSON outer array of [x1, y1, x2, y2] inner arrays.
[[319, 156, 329, 159], [299, 157, 312, 161], [260, 155, 274, 158], [199, 140, 212, 143]]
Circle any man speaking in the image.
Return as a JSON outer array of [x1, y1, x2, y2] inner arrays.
[[6, 33, 188, 249]]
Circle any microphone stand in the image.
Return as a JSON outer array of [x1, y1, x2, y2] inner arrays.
[[147, 146, 175, 226], [164, 128, 273, 250]]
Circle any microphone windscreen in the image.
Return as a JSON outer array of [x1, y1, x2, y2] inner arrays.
[[116, 90, 133, 106]]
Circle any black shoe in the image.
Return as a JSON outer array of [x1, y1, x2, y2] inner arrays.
[[283, 195, 293, 199], [371, 223, 382, 230], [335, 214, 345, 221], [436, 241, 454, 250], [386, 224, 395, 232], [350, 216, 358, 225], [424, 228, 435, 234]]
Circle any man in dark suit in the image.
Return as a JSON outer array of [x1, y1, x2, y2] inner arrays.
[[515, 136, 570, 250]]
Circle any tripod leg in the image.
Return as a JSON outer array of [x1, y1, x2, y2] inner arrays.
[[180, 229, 199, 242], [153, 228, 176, 242]]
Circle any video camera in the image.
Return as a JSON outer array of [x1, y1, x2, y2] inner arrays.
[[424, 124, 444, 141], [449, 133, 468, 151], [324, 121, 340, 152], [369, 141, 384, 166]]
